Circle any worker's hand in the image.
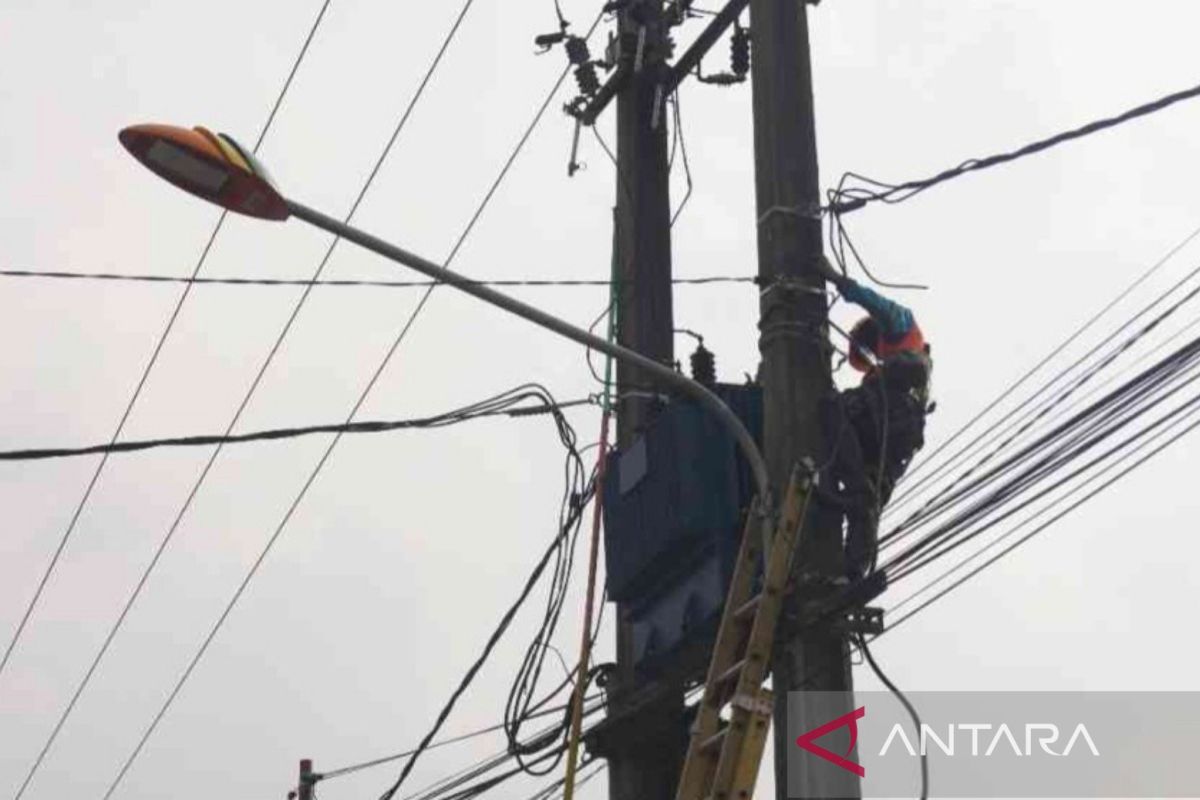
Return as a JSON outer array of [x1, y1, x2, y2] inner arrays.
[[813, 254, 848, 288]]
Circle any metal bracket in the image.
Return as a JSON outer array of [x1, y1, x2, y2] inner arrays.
[[650, 83, 665, 130], [567, 119, 583, 176], [830, 606, 885, 637]]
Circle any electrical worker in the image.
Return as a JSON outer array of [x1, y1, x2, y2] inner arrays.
[[814, 255, 933, 580]]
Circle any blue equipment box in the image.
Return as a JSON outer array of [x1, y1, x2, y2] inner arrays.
[[602, 384, 763, 671]]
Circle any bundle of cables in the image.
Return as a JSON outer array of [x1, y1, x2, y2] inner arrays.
[[873, 245, 1200, 628], [375, 382, 604, 800]]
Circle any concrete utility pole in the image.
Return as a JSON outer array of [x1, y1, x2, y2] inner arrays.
[[296, 759, 315, 800], [607, 2, 686, 800], [746, 1, 860, 798]]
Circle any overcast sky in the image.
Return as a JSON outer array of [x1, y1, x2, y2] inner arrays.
[[2, 2, 1199, 799]]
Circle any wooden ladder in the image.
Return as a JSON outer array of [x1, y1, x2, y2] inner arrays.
[[674, 468, 812, 800]]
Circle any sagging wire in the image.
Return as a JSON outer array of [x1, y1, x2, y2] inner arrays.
[[858, 636, 928, 800], [826, 80, 1200, 215], [825, 174, 929, 292], [375, 385, 591, 800], [0, 394, 595, 462], [669, 90, 695, 228], [404, 699, 608, 800], [317, 694, 601, 782], [0, 267, 760, 290]]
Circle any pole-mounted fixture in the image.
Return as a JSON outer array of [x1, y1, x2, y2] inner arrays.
[[118, 122, 771, 504]]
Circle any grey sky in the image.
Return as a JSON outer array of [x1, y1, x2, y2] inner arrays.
[[2, 2, 1198, 799]]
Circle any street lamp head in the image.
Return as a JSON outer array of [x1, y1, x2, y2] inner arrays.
[[118, 123, 288, 221]]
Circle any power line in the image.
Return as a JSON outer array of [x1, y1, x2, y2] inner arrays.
[[829, 80, 1200, 214], [888, 224, 1200, 514], [881, 265, 1200, 557], [0, 0, 334, 779], [10, 3, 481, 797], [884, 402, 1200, 636], [379, 400, 590, 799], [317, 694, 600, 781], [0, 393, 593, 462], [101, 12, 603, 797], [884, 390, 1200, 622], [404, 700, 608, 800], [879, 249, 1200, 569], [0, 267, 755, 289], [878, 323, 1200, 588]]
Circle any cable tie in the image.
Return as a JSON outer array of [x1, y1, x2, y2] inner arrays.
[[826, 197, 867, 215], [759, 275, 825, 299], [758, 202, 823, 226]]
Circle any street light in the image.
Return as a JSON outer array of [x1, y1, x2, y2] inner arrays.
[[118, 122, 771, 504]]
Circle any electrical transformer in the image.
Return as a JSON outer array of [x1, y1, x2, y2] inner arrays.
[[602, 383, 762, 674]]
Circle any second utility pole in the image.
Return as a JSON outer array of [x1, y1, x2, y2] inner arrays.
[[748, 1, 861, 798], [606, 3, 686, 800]]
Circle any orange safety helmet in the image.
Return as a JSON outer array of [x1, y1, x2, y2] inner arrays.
[[847, 316, 927, 374]]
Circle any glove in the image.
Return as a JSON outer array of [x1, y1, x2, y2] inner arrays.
[[814, 254, 850, 290]]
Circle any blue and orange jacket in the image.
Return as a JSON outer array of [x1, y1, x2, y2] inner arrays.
[[841, 279, 927, 368]]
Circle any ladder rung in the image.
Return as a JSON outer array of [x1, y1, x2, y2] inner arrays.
[[698, 726, 728, 753], [732, 594, 761, 622], [716, 657, 747, 688]]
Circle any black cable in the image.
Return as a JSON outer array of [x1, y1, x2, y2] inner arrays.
[[0, 395, 594, 461], [887, 231, 1200, 518], [3, 4, 336, 796], [406, 720, 571, 800], [591, 124, 634, 206], [883, 338, 1200, 574], [585, 299, 617, 388], [885, 392, 1200, 619], [884, 353, 1200, 582], [318, 693, 602, 782], [502, 455, 593, 776], [858, 635, 928, 800], [100, 12, 610, 796], [884, 404, 1200, 636], [882, 265, 1200, 549], [0, 0, 335, 697], [829, 80, 1200, 214], [878, 327, 1200, 586], [524, 759, 605, 800], [406, 699, 607, 800], [377, 388, 589, 798], [669, 90, 694, 228], [827, 202, 929, 291], [97, 5, 493, 795], [0, 267, 756, 289], [878, 283, 1200, 575], [892, 292, 1200, 552]]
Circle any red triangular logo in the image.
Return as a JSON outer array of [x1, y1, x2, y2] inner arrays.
[[794, 706, 866, 778]]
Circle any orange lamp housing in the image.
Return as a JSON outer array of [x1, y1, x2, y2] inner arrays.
[[118, 123, 289, 221]]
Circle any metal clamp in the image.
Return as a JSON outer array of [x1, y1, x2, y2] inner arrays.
[[731, 692, 773, 717], [757, 202, 823, 226]]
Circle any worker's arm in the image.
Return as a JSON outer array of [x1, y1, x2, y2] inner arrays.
[[839, 279, 915, 341], [813, 255, 915, 340]]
